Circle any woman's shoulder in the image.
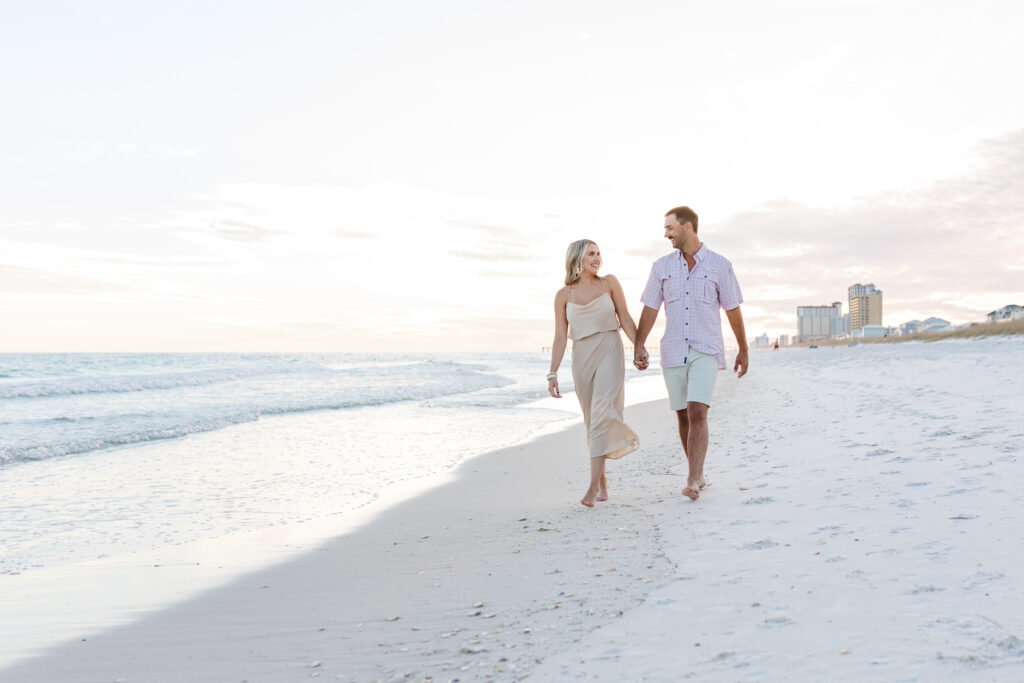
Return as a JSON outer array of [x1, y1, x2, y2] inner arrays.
[[554, 285, 571, 302], [602, 274, 622, 289]]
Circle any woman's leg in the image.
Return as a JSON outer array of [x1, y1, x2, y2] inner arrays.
[[581, 455, 606, 507]]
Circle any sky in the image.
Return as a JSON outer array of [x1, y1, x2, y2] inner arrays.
[[2, 0, 1023, 352]]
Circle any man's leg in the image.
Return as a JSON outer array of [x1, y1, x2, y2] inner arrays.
[[675, 408, 690, 458], [685, 401, 709, 491]]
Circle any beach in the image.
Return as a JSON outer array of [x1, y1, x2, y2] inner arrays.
[[3, 338, 1024, 681]]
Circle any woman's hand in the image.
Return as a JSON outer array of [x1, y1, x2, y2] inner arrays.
[[548, 377, 561, 398]]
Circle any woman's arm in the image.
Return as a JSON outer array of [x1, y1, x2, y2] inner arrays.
[[548, 288, 570, 397], [605, 275, 639, 345]]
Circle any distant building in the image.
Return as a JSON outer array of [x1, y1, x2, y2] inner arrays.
[[852, 324, 886, 339], [848, 283, 883, 333], [900, 317, 951, 335], [900, 319, 922, 335], [752, 333, 770, 348], [831, 313, 850, 338], [987, 304, 1022, 323], [797, 302, 843, 341], [779, 334, 790, 347]]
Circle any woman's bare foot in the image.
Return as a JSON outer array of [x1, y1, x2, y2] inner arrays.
[[682, 483, 700, 500], [596, 475, 609, 501], [581, 486, 598, 507], [698, 478, 708, 489]]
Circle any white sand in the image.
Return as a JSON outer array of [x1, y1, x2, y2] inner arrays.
[[3, 337, 1023, 682], [530, 337, 1024, 681]]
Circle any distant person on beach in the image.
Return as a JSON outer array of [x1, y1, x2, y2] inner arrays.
[[633, 206, 748, 501], [548, 240, 642, 507]]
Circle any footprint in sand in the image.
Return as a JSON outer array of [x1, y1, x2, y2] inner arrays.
[[961, 572, 1005, 590], [760, 615, 794, 628]]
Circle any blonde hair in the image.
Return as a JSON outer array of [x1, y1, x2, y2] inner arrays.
[[564, 239, 595, 285]]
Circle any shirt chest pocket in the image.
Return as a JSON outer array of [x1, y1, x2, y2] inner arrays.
[[701, 276, 718, 304], [663, 277, 683, 303]]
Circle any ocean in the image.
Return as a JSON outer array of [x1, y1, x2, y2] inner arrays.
[[1, 352, 628, 573], [0, 351, 664, 663], [0, 350, 663, 581]]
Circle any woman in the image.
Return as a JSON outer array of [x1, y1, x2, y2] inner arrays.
[[548, 239, 643, 507]]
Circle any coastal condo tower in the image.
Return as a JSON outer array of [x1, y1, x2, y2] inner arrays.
[[796, 302, 844, 342], [848, 283, 883, 333]]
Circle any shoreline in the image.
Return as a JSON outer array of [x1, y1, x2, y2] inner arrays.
[[1, 397, 684, 682], [0, 372, 669, 674], [4, 337, 1023, 681]]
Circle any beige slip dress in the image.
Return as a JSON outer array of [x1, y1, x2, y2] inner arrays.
[[567, 281, 639, 459]]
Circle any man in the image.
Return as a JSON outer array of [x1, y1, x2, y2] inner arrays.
[[633, 206, 749, 500]]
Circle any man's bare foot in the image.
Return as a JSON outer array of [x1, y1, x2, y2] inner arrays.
[[596, 475, 609, 502], [682, 484, 700, 500]]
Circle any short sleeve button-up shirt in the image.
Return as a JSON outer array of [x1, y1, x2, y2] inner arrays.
[[640, 244, 743, 370]]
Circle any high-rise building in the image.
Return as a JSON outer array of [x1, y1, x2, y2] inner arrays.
[[848, 283, 883, 332], [796, 302, 843, 341], [831, 314, 850, 338]]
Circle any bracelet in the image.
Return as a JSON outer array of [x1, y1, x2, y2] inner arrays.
[[546, 372, 557, 380]]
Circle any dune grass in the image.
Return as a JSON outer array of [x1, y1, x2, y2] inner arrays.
[[789, 319, 1024, 347]]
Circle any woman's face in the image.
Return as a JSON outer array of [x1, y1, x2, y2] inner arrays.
[[582, 243, 601, 276]]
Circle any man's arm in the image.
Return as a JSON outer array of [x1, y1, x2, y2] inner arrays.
[[725, 305, 749, 378], [633, 306, 659, 370]]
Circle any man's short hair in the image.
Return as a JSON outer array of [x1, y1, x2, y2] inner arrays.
[[665, 206, 699, 233]]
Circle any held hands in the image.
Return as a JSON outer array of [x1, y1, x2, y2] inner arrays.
[[633, 346, 649, 371], [734, 349, 749, 378]]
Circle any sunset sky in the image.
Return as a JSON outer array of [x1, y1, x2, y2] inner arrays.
[[2, 0, 1023, 352]]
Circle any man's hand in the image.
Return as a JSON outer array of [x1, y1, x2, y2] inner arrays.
[[633, 345, 649, 371], [733, 349, 749, 378]]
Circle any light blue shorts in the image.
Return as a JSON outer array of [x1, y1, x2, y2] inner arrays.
[[662, 348, 718, 410]]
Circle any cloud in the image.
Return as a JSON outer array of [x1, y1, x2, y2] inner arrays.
[[208, 219, 285, 243], [445, 219, 523, 240], [448, 249, 536, 262], [335, 229, 377, 240], [0, 265, 125, 295], [85, 255, 233, 268], [709, 127, 1024, 332]]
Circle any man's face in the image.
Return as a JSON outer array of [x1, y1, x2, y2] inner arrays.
[[663, 216, 690, 250]]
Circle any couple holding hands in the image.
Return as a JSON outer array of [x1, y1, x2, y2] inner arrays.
[[547, 206, 749, 507]]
